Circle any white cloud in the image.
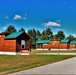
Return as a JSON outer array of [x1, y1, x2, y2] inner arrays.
[[14, 14, 27, 20], [14, 14, 22, 20], [43, 21, 61, 27], [55, 28, 61, 31], [5, 16, 9, 19], [3, 27, 7, 30], [72, 34, 76, 37]]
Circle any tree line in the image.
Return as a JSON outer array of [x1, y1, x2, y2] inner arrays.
[[2, 25, 76, 48]]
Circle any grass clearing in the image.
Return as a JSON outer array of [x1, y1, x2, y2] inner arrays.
[[0, 55, 75, 75], [31, 49, 76, 53]]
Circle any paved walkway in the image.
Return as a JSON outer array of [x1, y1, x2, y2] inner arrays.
[[8, 57, 76, 75]]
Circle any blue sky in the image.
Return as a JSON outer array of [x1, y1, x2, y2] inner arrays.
[[0, 0, 76, 37]]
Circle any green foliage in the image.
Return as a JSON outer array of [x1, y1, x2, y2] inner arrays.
[[66, 35, 75, 41], [40, 30, 48, 40], [5, 25, 17, 33], [40, 34, 48, 40], [36, 30, 41, 40], [46, 28, 53, 36], [56, 31, 65, 40], [42, 30, 46, 35], [27, 29, 37, 48], [52, 34, 58, 40], [41, 28, 53, 40], [19, 28, 25, 32]]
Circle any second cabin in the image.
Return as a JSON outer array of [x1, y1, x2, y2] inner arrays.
[[36, 39, 76, 50]]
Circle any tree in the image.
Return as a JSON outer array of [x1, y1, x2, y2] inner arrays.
[[40, 28, 53, 40], [40, 34, 48, 40], [19, 28, 25, 32], [46, 28, 53, 37], [40, 30, 48, 40], [5, 25, 17, 33], [66, 35, 75, 41], [27, 29, 32, 38], [57, 31, 65, 40], [42, 30, 46, 36], [36, 30, 41, 40], [53, 34, 58, 40], [27, 29, 37, 48]]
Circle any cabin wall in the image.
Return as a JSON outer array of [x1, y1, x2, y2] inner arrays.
[[3, 40, 16, 52], [37, 41, 60, 49], [16, 33, 30, 52], [37, 41, 69, 49], [50, 41, 60, 49], [59, 43, 68, 49], [70, 44, 76, 49], [0, 35, 16, 52]]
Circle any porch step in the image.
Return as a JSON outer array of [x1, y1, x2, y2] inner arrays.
[[21, 50, 30, 55]]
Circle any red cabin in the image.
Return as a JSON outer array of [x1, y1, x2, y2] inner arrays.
[[36, 39, 71, 50], [0, 32, 30, 55]]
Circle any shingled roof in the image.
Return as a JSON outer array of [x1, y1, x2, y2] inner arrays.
[[60, 39, 70, 43], [5, 32, 30, 39], [36, 40, 50, 44], [70, 41, 76, 44]]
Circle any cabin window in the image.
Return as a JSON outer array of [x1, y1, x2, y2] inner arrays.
[[21, 40, 25, 49], [44, 44, 47, 46], [52, 43, 55, 46]]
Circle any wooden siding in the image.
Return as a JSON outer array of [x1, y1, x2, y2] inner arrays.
[[0, 33, 30, 52], [0, 35, 16, 52], [59, 43, 68, 49], [37, 41, 69, 49], [70, 44, 76, 49], [16, 33, 30, 52]]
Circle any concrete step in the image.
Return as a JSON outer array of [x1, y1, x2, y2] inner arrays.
[[21, 50, 30, 55]]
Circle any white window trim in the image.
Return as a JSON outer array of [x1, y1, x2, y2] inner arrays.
[[44, 44, 47, 46]]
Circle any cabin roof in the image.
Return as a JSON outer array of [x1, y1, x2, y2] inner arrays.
[[5, 32, 24, 39], [70, 41, 76, 44], [5, 32, 30, 39], [36, 40, 50, 44], [60, 39, 70, 43]]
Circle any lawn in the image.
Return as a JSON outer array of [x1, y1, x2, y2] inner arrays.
[[32, 49, 76, 53], [0, 55, 75, 75]]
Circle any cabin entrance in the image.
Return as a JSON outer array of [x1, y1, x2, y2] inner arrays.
[[67, 43, 70, 49], [21, 40, 25, 49]]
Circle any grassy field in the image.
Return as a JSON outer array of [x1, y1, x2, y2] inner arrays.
[[31, 49, 76, 53], [0, 55, 75, 75]]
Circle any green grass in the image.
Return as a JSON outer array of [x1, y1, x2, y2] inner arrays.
[[0, 55, 75, 75], [32, 49, 76, 53]]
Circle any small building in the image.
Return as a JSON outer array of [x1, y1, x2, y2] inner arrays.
[[0, 32, 30, 55], [36, 39, 70, 50], [70, 41, 76, 49]]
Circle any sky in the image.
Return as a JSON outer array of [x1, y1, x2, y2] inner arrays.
[[0, 0, 76, 37]]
